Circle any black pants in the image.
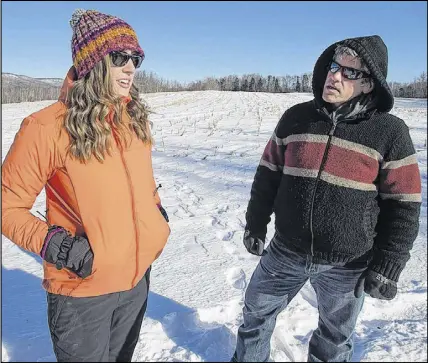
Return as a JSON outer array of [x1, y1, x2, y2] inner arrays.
[[47, 268, 150, 362]]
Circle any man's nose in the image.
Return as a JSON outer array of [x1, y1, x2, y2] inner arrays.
[[329, 68, 343, 82]]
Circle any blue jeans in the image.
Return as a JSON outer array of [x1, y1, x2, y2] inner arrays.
[[233, 235, 366, 362]]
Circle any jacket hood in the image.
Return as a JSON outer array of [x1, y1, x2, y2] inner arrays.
[[312, 35, 394, 113]]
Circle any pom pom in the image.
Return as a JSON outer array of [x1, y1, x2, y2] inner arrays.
[[70, 9, 87, 30]]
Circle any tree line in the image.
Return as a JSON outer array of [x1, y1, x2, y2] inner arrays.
[[2, 70, 426, 104], [2, 85, 64, 104], [183, 72, 427, 98]]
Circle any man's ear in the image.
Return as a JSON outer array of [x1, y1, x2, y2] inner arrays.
[[362, 79, 375, 94]]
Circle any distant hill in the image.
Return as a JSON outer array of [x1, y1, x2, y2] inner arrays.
[[2, 73, 62, 103], [2, 73, 63, 88], [35, 77, 64, 87]]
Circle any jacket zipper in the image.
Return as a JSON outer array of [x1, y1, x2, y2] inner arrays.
[[111, 120, 140, 286], [119, 150, 140, 286], [309, 120, 338, 255], [109, 112, 140, 286]]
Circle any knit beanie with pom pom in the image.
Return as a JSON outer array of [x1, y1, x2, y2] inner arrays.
[[70, 9, 144, 79]]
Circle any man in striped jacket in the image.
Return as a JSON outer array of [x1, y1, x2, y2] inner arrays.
[[232, 35, 422, 362]]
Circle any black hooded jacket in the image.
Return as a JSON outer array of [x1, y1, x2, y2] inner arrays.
[[245, 35, 422, 281]]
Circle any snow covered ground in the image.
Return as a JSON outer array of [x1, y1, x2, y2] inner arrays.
[[2, 91, 427, 362]]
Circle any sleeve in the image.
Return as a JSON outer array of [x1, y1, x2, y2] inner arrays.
[[245, 114, 287, 237], [2, 117, 58, 255], [371, 123, 422, 281]]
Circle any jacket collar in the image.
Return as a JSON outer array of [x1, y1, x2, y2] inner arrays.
[[317, 93, 378, 123]]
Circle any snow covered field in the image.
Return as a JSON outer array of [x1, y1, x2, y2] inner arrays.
[[2, 91, 427, 362]]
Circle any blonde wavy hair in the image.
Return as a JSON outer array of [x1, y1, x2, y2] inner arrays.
[[63, 54, 152, 162]]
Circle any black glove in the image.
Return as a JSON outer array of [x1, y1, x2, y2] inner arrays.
[[243, 230, 265, 256], [40, 226, 94, 279], [354, 269, 397, 300], [157, 204, 169, 222]]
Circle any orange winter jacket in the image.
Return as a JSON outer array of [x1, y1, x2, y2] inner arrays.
[[2, 67, 170, 297]]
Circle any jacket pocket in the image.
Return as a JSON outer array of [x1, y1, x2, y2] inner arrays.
[[149, 201, 171, 249]]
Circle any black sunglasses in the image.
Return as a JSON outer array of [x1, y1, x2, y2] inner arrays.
[[327, 60, 371, 80], [110, 51, 144, 68]]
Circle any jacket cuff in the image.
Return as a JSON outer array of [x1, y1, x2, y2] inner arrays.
[[244, 225, 267, 240], [40, 226, 65, 259], [370, 257, 404, 282]]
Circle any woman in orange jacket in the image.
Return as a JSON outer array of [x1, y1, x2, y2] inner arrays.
[[2, 9, 170, 362]]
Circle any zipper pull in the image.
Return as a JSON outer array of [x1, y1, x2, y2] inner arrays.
[[37, 210, 51, 227], [153, 183, 162, 196], [329, 122, 337, 136]]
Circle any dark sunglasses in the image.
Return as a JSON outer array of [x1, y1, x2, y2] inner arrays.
[[327, 60, 371, 80], [110, 51, 144, 68]]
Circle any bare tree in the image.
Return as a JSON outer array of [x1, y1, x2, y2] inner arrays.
[[249, 77, 256, 92]]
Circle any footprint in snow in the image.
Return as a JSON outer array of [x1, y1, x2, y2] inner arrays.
[[216, 205, 229, 214], [216, 230, 234, 241], [226, 268, 247, 290], [209, 216, 221, 227]]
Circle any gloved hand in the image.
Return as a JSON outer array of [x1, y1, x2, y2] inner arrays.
[[157, 204, 169, 222], [354, 269, 397, 300], [243, 230, 265, 256], [40, 225, 94, 279]]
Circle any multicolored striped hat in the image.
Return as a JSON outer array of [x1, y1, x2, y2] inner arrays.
[[70, 9, 145, 79]]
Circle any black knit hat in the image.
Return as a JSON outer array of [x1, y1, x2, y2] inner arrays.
[[312, 35, 394, 112]]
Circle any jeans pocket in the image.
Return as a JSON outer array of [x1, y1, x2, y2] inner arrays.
[[260, 257, 278, 278]]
